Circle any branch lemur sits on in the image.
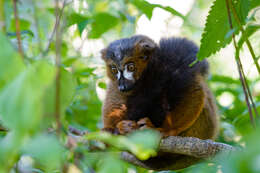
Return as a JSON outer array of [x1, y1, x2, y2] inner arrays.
[[100, 35, 219, 170]]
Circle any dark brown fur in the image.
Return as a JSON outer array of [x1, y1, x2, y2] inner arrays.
[[101, 35, 219, 170]]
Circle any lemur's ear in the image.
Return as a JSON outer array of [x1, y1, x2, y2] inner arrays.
[[139, 40, 156, 51], [101, 48, 107, 60], [135, 37, 156, 53]]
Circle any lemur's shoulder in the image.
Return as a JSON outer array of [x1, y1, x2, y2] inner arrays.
[[157, 37, 209, 77]]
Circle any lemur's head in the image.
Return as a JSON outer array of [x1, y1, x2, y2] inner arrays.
[[101, 35, 157, 92]]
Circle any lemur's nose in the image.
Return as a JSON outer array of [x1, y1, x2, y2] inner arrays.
[[118, 85, 126, 92]]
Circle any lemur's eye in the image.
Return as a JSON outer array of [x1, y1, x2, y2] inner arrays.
[[111, 66, 118, 74], [127, 63, 135, 72]]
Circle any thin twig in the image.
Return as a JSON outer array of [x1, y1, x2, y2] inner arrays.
[[238, 57, 259, 118], [228, 0, 259, 118], [42, 0, 67, 56], [229, 0, 260, 75], [12, 0, 24, 59], [55, 0, 62, 134], [225, 0, 256, 127]]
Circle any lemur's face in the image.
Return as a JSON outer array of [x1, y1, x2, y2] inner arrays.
[[101, 35, 156, 92]]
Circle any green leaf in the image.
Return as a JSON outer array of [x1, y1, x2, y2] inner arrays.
[[210, 75, 241, 84], [22, 134, 64, 170], [130, 0, 185, 20], [67, 13, 89, 27], [97, 155, 126, 173], [0, 61, 55, 131], [251, 0, 260, 9], [98, 82, 107, 89], [0, 32, 25, 90], [43, 68, 76, 121], [67, 13, 90, 35], [198, 0, 233, 60], [127, 129, 161, 159], [197, 0, 253, 60], [10, 19, 31, 32], [88, 13, 119, 39], [86, 130, 161, 160]]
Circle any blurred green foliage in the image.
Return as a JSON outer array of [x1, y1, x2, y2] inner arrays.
[[0, 0, 259, 172]]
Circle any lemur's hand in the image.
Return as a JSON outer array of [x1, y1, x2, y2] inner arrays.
[[116, 120, 138, 135]]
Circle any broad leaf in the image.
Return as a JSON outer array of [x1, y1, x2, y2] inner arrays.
[[0, 33, 25, 90], [22, 134, 64, 170], [0, 61, 55, 131]]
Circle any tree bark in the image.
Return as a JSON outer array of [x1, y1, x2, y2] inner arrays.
[[121, 136, 236, 170]]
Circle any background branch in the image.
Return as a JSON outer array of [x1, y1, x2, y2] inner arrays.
[[55, 0, 62, 134], [12, 0, 24, 59], [42, 0, 67, 56]]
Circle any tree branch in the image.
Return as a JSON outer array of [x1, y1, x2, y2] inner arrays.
[[42, 0, 67, 56], [68, 127, 236, 170], [228, 0, 260, 76], [121, 136, 237, 170], [55, 0, 62, 134], [225, 0, 257, 127], [12, 0, 24, 59]]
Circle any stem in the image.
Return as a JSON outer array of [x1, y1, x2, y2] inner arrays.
[[225, 0, 256, 128], [43, 0, 67, 56], [12, 0, 24, 59], [229, 0, 260, 75], [0, 0, 6, 33], [55, 0, 62, 134]]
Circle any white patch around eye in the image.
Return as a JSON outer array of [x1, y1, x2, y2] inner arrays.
[[116, 71, 121, 80], [123, 68, 134, 81]]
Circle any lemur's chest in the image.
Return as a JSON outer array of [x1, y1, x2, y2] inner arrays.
[[125, 92, 169, 127]]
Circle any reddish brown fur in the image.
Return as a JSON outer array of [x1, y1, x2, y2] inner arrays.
[[101, 35, 219, 170]]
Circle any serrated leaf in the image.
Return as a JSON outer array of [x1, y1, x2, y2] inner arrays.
[[130, 0, 185, 20], [0, 61, 55, 131], [88, 13, 119, 39], [198, 0, 253, 60], [198, 0, 233, 60]]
